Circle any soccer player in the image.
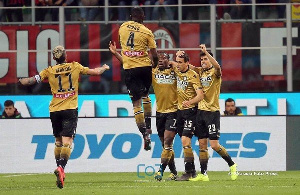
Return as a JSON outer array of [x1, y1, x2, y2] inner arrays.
[[190, 44, 238, 182], [1, 100, 22, 118], [109, 42, 178, 180], [151, 52, 178, 181], [19, 45, 110, 189], [223, 98, 243, 116], [118, 7, 158, 151], [172, 51, 204, 181]]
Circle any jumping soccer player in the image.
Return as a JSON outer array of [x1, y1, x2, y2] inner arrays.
[[118, 7, 158, 151], [109, 42, 178, 180]]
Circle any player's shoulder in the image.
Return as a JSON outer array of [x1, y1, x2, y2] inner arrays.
[[140, 24, 152, 32], [68, 61, 81, 67], [140, 25, 153, 35], [120, 21, 130, 28], [188, 68, 200, 78]]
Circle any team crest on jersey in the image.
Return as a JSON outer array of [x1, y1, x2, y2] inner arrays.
[[177, 77, 188, 90], [200, 76, 212, 87], [153, 28, 175, 60]]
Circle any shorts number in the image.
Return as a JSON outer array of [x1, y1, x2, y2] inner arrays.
[[126, 32, 135, 50], [208, 124, 216, 134], [172, 119, 177, 127], [55, 73, 75, 93], [184, 120, 193, 128]]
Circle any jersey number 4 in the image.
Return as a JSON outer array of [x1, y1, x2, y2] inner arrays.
[[55, 73, 75, 92], [126, 32, 135, 50]]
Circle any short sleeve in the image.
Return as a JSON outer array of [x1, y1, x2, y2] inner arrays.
[[75, 62, 90, 75], [39, 69, 49, 81]]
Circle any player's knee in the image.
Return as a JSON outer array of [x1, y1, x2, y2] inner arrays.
[[60, 143, 72, 160], [164, 137, 173, 147], [63, 143, 72, 149], [210, 142, 220, 151], [55, 142, 63, 147], [199, 139, 208, 149], [54, 142, 63, 159], [132, 99, 142, 107], [133, 106, 145, 124], [142, 97, 152, 118], [181, 136, 191, 146]]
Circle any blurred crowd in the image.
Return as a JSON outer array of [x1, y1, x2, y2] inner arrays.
[[0, 0, 293, 22]]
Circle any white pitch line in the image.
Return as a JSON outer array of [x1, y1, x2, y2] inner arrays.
[[2, 173, 50, 177]]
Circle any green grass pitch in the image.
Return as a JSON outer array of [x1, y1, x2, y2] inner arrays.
[[1, 171, 300, 194]]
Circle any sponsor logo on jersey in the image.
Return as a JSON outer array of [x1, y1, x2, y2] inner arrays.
[[200, 76, 212, 87], [154, 73, 176, 84], [123, 51, 144, 57], [53, 91, 76, 98]]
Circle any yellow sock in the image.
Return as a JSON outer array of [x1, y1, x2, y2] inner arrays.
[[133, 106, 146, 134]]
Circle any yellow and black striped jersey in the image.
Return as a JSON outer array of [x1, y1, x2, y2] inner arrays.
[[174, 67, 202, 110], [119, 21, 157, 69], [152, 66, 177, 113], [38, 62, 89, 112], [195, 67, 222, 112]]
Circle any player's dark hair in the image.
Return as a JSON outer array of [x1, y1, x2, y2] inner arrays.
[[158, 51, 170, 59], [130, 7, 144, 23], [225, 98, 235, 105], [200, 51, 213, 57], [4, 100, 14, 107], [178, 52, 189, 62]]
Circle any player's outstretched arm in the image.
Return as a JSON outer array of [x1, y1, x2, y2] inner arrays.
[[19, 76, 37, 86], [200, 44, 221, 77], [87, 64, 110, 76], [109, 41, 123, 64]]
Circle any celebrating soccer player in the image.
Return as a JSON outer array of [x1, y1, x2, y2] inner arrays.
[[118, 7, 158, 151], [189, 44, 238, 182], [109, 43, 178, 180], [171, 51, 204, 181], [19, 45, 110, 189]]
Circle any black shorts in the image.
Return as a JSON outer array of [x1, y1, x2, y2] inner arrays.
[[124, 66, 152, 101], [195, 110, 220, 140], [156, 111, 177, 138], [50, 109, 78, 138], [177, 107, 197, 138]]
